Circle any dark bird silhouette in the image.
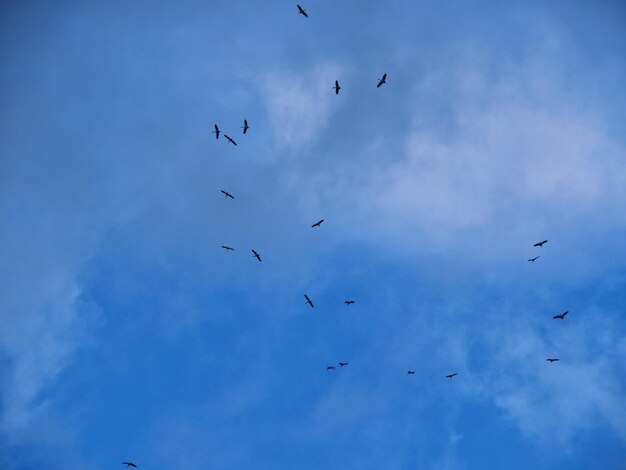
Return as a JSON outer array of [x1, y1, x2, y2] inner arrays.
[[344, 300, 355, 305], [220, 190, 234, 199], [377, 73, 387, 88], [534, 240, 548, 247], [333, 80, 341, 95], [252, 249, 262, 262], [241, 119, 249, 134], [224, 134, 238, 146], [122, 463, 138, 469], [311, 219, 324, 228], [528, 256, 540, 262], [553, 310, 569, 320], [221, 245, 234, 252], [304, 294, 314, 308], [338, 362, 348, 367], [407, 370, 415, 375], [297, 4, 308, 17], [212, 124, 220, 140], [446, 373, 458, 379], [326, 365, 335, 370], [546, 358, 559, 363]]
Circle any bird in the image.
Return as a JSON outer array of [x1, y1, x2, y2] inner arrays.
[[446, 373, 458, 379], [304, 294, 314, 308], [553, 310, 569, 320], [407, 371, 415, 375], [326, 365, 335, 370], [212, 124, 220, 140], [297, 4, 308, 17], [220, 190, 234, 199], [546, 358, 560, 363], [528, 256, 540, 262], [122, 463, 138, 469], [224, 134, 237, 146], [338, 362, 348, 367], [344, 300, 355, 305], [333, 80, 341, 95], [311, 219, 324, 228], [377, 73, 387, 88], [533, 240, 548, 247], [241, 119, 249, 134], [221, 245, 234, 252], [251, 249, 262, 262]]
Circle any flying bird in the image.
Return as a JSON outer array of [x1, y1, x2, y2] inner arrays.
[[446, 373, 458, 379], [297, 4, 308, 17], [377, 73, 387, 88], [528, 256, 540, 262], [251, 249, 262, 262], [304, 294, 314, 308], [311, 219, 324, 228], [326, 365, 335, 370], [344, 300, 355, 305], [212, 124, 220, 140], [533, 240, 548, 247], [407, 371, 415, 375], [221, 245, 234, 252], [546, 358, 560, 363], [224, 134, 237, 146], [338, 362, 349, 367], [333, 80, 341, 95], [553, 310, 569, 320], [241, 119, 249, 134], [220, 190, 234, 199], [122, 463, 138, 469]]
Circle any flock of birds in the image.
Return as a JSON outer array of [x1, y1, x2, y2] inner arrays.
[[119, 5, 570, 467]]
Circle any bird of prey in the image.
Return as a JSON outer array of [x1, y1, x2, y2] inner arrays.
[[221, 245, 234, 252], [241, 119, 249, 134], [326, 365, 335, 370], [220, 190, 234, 199], [212, 124, 220, 140], [553, 310, 569, 320], [546, 358, 559, 363], [304, 294, 314, 308], [311, 219, 324, 228], [224, 134, 237, 146], [407, 371, 415, 375], [338, 362, 348, 367], [344, 300, 355, 305], [252, 249, 262, 262], [446, 373, 458, 379], [122, 463, 138, 469], [297, 4, 308, 17], [377, 73, 387, 88], [528, 256, 540, 262], [533, 240, 548, 247], [333, 80, 341, 95]]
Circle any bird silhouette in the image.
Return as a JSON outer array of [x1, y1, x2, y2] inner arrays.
[[338, 362, 348, 367], [311, 219, 324, 228], [252, 249, 262, 262], [224, 134, 237, 146], [326, 365, 335, 370], [333, 80, 341, 95], [446, 373, 458, 379], [528, 256, 540, 262], [546, 358, 559, 363], [533, 240, 548, 247], [212, 124, 220, 140], [122, 463, 138, 469], [304, 294, 314, 308], [297, 5, 308, 17], [344, 300, 355, 305], [221, 245, 234, 252], [553, 310, 569, 320], [377, 73, 387, 88], [241, 119, 249, 134], [220, 190, 234, 199], [407, 371, 415, 375]]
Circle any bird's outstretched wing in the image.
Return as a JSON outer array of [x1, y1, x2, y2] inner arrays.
[[311, 219, 324, 227], [304, 294, 314, 307]]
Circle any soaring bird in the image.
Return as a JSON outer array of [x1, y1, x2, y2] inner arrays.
[[221, 245, 234, 252], [122, 463, 138, 469], [212, 124, 220, 140], [553, 310, 569, 320], [304, 294, 314, 308], [252, 249, 262, 262], [344, 300, 355, 305], [534, 240, 548, 247], [546, 358, 559, 363], [338, 362, 349, 367], [407, 371, 415, 375], [241, 119, 249, 134], [528, 256, 540, 262], [377, 73, 387, 88], [297, 4, 308, 17], [311, 219, 324, 228], [326, 365, 335, 370], [446, 373, 458, 379], [333, 80, 341, 95], [224, 134, 237, 146], [220, 190, 234, 199]]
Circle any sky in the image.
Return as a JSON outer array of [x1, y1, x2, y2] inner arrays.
[[1, 0, 626, 468]]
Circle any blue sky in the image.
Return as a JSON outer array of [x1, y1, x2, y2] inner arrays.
[[2, 1, 626, 468]]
